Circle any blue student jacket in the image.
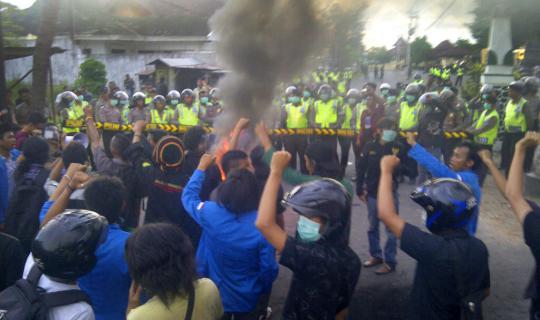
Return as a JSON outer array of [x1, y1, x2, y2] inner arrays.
[[39, 201, 131, 320], [182, 169, 279, 313], [409, 143, 481, 235], [0, 149, 20, 223]]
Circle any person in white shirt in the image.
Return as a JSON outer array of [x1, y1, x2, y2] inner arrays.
[[24, 209, 108, 320]]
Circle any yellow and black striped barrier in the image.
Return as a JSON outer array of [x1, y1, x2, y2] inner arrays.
[[64, 120, 469, 138]]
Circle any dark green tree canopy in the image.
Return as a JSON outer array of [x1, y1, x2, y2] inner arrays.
[[411, 36, 433, 65], [76, 58, 107, 95], [366, 46, 392, 64]]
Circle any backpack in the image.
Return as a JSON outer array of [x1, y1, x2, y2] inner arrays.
[[448, 240, 486, 320], [4, 169, 50, 254], [0, 265, 92, 320]]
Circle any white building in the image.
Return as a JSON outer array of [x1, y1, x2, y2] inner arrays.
[[5, 33, 218, 91]]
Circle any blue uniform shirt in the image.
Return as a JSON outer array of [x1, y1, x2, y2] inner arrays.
[[0, 149, 21, 223], [39, 202, 131, 320], [182, 169, 279, 313], [409, 143, 481, 235]]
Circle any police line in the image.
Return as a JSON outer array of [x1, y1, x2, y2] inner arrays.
[[64, 120, 469, 138]]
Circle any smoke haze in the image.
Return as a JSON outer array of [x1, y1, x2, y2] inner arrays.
[[209, 0, 325, 132]]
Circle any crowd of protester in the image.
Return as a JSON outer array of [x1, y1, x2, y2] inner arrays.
[[1, 66, 540, 320]]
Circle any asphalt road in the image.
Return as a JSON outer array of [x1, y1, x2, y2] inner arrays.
[[267, 73, 533, 319], [268, 137, 533, 320]]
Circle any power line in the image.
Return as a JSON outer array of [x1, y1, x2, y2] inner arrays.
[[424, 0, 457, 32]]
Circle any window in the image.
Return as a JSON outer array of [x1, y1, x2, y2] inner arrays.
[[111, 49, 126, 54], [82, 48, 92, 55]]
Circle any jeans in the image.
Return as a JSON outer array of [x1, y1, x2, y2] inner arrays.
[[417, 147, 443, 185], [367, 194, 398, 268], [338, 136, 353, 176], [283, 135, 308, 174]]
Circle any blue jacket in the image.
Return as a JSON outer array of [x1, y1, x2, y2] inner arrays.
[[409, 143, 481, 235], [0, 149, 21, 224], [182, 169, 278, 313], [39, 201, 131, 320]]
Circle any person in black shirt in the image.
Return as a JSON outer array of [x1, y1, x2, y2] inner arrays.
[[378, 155, 490, 319], [144, 135, 202, 248], [357, 117, 405, 274], [480, 131, 540, 319], [416, 91, 448, 184], [257, 151, 360, 320], [0, 231, 24, 291]]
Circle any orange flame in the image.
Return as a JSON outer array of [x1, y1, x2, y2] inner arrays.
[[215, 137, 230, 181]]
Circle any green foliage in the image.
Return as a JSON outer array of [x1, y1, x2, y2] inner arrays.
[[470, 0, 540, 48], [366, 47, 392, 64], [75, 58, 107, 95], [6, 0, 214, 37], [411, 36, 433, 65], [0, 1, 26, 45], [323, 3, 364, 69]]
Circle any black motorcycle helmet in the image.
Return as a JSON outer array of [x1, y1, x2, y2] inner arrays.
[[419, 92, 444, 110], [509, 80, 525, 93], [31, 210, 108, 281], [405, 83, 421, 97], [410, 178, 477, 234], [282, 178, 351, 245], [524, 76, 539, 94]]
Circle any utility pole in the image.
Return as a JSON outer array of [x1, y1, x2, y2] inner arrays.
[[406, 10, 418, 79]]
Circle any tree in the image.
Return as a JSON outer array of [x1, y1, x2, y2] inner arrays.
[[1, 2, 24, 46], [366, 47, 392, 64], [410, 36, 433, 65], [470, 0, 540, 48], [31, 0, 60, 112], [75, 58, 107, 95], [323, 2, 365, 69], [455, 39, 474, 51]]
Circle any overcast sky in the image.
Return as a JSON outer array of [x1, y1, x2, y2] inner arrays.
[[3, 0, 34, 9], [362, 0, 476, 48], [3, 0, 476, 48]]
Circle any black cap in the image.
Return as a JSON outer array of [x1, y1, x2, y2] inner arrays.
[[31, 210, 108, 281]]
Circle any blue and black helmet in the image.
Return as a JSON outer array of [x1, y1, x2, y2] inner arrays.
[[410, 178, 477, 234]]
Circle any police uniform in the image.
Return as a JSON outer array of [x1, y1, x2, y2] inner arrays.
[[398, 100, 421, 181], [473, 107, 500, 186], [312, 98, 340, 151], [338, 101, 356, 175], [150, 108, 173, 124], [282, 101, 310, 173], [62, 107, 84, 134], [501, 97, 528, 174], [174, 103, 200, 126]]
